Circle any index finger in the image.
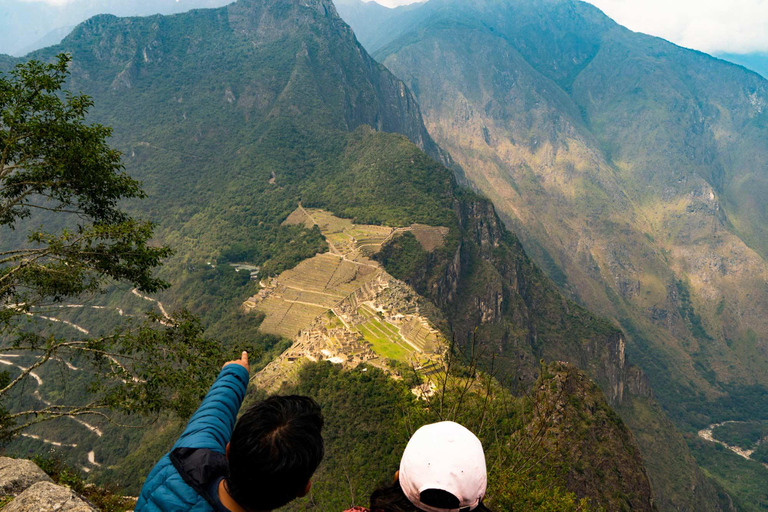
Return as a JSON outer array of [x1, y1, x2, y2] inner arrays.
[[241, 351, 248, 363]]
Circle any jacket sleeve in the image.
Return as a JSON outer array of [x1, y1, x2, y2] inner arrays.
[[172, 364, 250, 453]]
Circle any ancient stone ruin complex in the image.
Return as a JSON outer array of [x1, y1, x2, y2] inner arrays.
[[247, 208, 449, 391]]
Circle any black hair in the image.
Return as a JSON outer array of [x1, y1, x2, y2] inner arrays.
[[227, 395, 324, 511], [370, 481, 493, 512]]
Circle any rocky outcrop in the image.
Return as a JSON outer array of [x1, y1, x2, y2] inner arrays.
[[0, 458, 95, 512], [431, 194, 653, 406], [5, 482, 95, 512], [0, 457, 52, 496], [532, 362, 656, 511]]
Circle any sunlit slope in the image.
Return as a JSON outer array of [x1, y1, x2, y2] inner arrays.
[[335, 0, 768, 507], [341, 0, 768, 427], [0, 0, 712, 506]]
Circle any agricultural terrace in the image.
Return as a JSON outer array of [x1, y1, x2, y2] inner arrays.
[[249, 207, 449, 372], [284, 206, 404, 259], [247, 252, 380, 338], [355, 305, 414, 360]]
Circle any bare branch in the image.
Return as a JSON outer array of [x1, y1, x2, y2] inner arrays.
[[0, 345, 54, 397], [25, 204, 86, 216]]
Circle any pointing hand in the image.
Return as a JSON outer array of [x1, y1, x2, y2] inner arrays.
[[223, 351, 249, 372]]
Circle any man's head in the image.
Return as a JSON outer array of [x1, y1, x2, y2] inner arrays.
[[227, 395, 324, 511]]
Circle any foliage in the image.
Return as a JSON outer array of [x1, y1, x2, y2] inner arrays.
[[31, 453, 135, 512], [90, 417, 186, 496], [675, 280, 712, 341], [488, 470, 591, 512], [276, 359, 594, 511], [0, 54, 223, 441], [274, 351, 653, 511], [752, 442, 768, 465], [0, 54, 169, 297], [687, 436, 768, 512], [711, 422, 768, 451], [374, 232, 429, 282], [280, 362, 415, 511]]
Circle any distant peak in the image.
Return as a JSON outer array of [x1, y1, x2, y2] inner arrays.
[[225, 0, 347, 45]]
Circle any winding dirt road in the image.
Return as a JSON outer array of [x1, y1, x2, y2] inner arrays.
[[1, 290, 171, 472], [131, 289, 171, 322]]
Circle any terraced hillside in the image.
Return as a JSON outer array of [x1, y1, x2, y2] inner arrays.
[[249, 207, 448, 390]]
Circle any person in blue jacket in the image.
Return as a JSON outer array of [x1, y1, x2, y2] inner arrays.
[[136, 351, 325, 511]]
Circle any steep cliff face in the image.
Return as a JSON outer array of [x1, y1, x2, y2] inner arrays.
[[43, 0, 443, 163], [449, 193, 650, 407], [381, 189, 650, 406], [378, 191, 732, 511]]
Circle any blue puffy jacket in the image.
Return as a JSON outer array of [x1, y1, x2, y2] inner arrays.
[[136, 364, 250, 511]]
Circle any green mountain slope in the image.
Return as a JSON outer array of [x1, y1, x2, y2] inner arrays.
[[717, 52, 768, 80], [0, 0, 233, 56], [0, 0, 715, 508], [341, 0, 768, 420], [335, 0, 768, 508]]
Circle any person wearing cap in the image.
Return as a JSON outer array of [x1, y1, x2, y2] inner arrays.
[[345, 421, 492, 512]]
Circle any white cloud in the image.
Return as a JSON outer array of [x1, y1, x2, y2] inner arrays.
[[364, 0, 421, 6], [584, 0, 768, 54], [365, 0, 768, 54]]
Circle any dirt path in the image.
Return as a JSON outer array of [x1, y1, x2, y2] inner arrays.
[[21, 433, 78, 448], [0, 354, 103, 468], [132, 289, 171, 322], [28, 313, 89, 335], [3, 292, 159, 471], [42, 304, 126, 317], [698, 422, 768, 469]]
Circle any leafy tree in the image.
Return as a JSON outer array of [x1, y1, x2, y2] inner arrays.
[[0, 54, 223, 442]]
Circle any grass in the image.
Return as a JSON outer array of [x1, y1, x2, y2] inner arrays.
[[687, 436, 768, 511], [357, 317, 414, 361]]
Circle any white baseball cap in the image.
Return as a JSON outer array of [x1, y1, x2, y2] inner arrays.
[[398, 421, 487, 512]]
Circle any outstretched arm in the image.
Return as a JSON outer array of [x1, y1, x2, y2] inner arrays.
[[173, 352, 250, 453]]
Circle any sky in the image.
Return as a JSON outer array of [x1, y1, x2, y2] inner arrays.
[[364, 0, 768, 55]]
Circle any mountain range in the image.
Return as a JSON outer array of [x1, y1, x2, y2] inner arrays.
[[0, 0, 233, 56], [334, 0, 768, 506], [1, 0, 767, 509], [716, 52, 768, 79]]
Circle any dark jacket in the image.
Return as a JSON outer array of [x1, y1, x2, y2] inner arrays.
[[136, 364, 249, 511]]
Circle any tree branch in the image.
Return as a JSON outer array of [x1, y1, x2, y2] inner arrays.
[[0, 345, 55, 397]]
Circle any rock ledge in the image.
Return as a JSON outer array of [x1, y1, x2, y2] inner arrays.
[[0, 457, 96, 512]]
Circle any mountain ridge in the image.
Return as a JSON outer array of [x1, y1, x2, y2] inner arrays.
[[0, 0, 739, 508], [334, 0, 768, 507]]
